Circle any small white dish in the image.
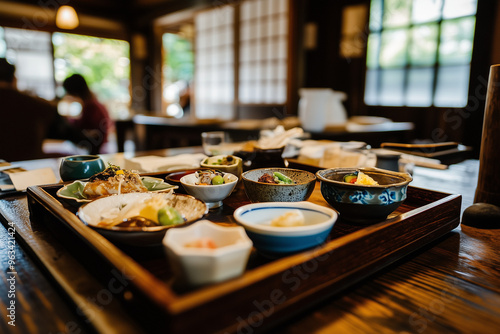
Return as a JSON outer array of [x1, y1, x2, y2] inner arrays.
[[163, 220, 252, 286], [180, 172, 238, 209]]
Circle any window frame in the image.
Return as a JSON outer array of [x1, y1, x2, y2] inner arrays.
[[359, 0, 497, 155], [154, 0, 298, 121], [364, 0, 478, 108]]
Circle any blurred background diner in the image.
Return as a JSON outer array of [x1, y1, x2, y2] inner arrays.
[[0, 0, 498, 162], [0, 57, 84, 161], [62, 73, 113, 154]]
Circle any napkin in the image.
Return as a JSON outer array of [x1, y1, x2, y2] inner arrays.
[[296, 140, 377, 168], [124, 154, 208, 173], [8, 168, 58, 191], [257, 126, 304, 149]]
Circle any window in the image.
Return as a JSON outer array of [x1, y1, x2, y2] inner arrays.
[[53, 33, 130, 119], [239, 0, 288, 104], [0, 27, 131, 119], [0, 27, 55, 100], [364, 0, 477, 107], [195, 5, 235, 119], [193, 0, 290, 120], [162, 30, 194, 118]]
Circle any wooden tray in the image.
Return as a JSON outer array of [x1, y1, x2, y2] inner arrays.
[[26, 172, 461, 333]]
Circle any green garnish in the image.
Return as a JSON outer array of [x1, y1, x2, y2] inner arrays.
[[273, 172, 294, 184], [211, 175, 224, 185], [158, 206, 184, 226]]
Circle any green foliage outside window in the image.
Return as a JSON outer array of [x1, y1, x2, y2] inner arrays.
[[162, 33, 194, 85], [53, 33, 131, 118]]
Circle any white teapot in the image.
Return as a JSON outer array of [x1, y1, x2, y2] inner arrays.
[[298, 88, 348, 132]]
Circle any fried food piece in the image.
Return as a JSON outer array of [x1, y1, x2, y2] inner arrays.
[[83, 165, 147, 199]]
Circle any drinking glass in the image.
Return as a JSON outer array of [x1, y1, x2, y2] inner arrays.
[[201, 131, 226, 156]]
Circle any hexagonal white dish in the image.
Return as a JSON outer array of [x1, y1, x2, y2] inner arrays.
[[163, 220, 252, 286]]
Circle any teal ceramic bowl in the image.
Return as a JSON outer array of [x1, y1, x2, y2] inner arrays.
[[316, 167, 412, 224], [59, 155, 106, 182]]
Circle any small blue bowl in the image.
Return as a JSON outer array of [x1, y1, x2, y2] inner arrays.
[[233, 202, 338, 257]]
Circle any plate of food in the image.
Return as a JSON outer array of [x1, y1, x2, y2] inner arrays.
[[77, 192, 208, 245], [56, 164, 178, 203]]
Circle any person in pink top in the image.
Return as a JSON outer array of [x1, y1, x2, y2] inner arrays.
[[63, 74, 113, 154]]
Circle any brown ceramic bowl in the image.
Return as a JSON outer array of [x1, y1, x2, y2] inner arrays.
[[241, 168, 316, 203]]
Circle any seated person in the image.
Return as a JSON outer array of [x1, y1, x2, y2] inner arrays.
[[63, 74, 113, 155], [0, 58, 81, 161]]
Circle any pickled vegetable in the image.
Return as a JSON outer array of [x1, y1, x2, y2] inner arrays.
[[158, 206, 184, 226], [343, 171, 378, 185], [211, 175, 224, 185], [273, 172, 294, 184], [185, 237, 218, 249], [343, 172, 358, 184], [258, 172, 295, 184]]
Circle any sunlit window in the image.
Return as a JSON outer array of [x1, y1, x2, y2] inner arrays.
[[52, 33, 130, 119], [0, 27, 55, 100], [193, 0, 290, 120], [365, 0, 477, 107], [239, 0, 288, 104], [195, 5, 235, 119], [0, 27, 6, 56], [162, 31, 194, 118]]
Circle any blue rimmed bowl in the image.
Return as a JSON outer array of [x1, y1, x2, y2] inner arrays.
[[233, 201, 338, 257], [316, 167, 412, 224]]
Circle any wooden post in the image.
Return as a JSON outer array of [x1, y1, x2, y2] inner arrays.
[[474, 64, 500, 206]]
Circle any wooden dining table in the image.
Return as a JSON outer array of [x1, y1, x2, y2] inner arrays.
[[1, 148, 499, 334]]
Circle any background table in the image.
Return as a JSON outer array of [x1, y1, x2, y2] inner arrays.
[[129, 115, 415, 152]]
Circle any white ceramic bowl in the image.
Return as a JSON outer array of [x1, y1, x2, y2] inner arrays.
[[180, 172, 238, 209], [163, 220, 252, 286], [233, 201, 338, 257]]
